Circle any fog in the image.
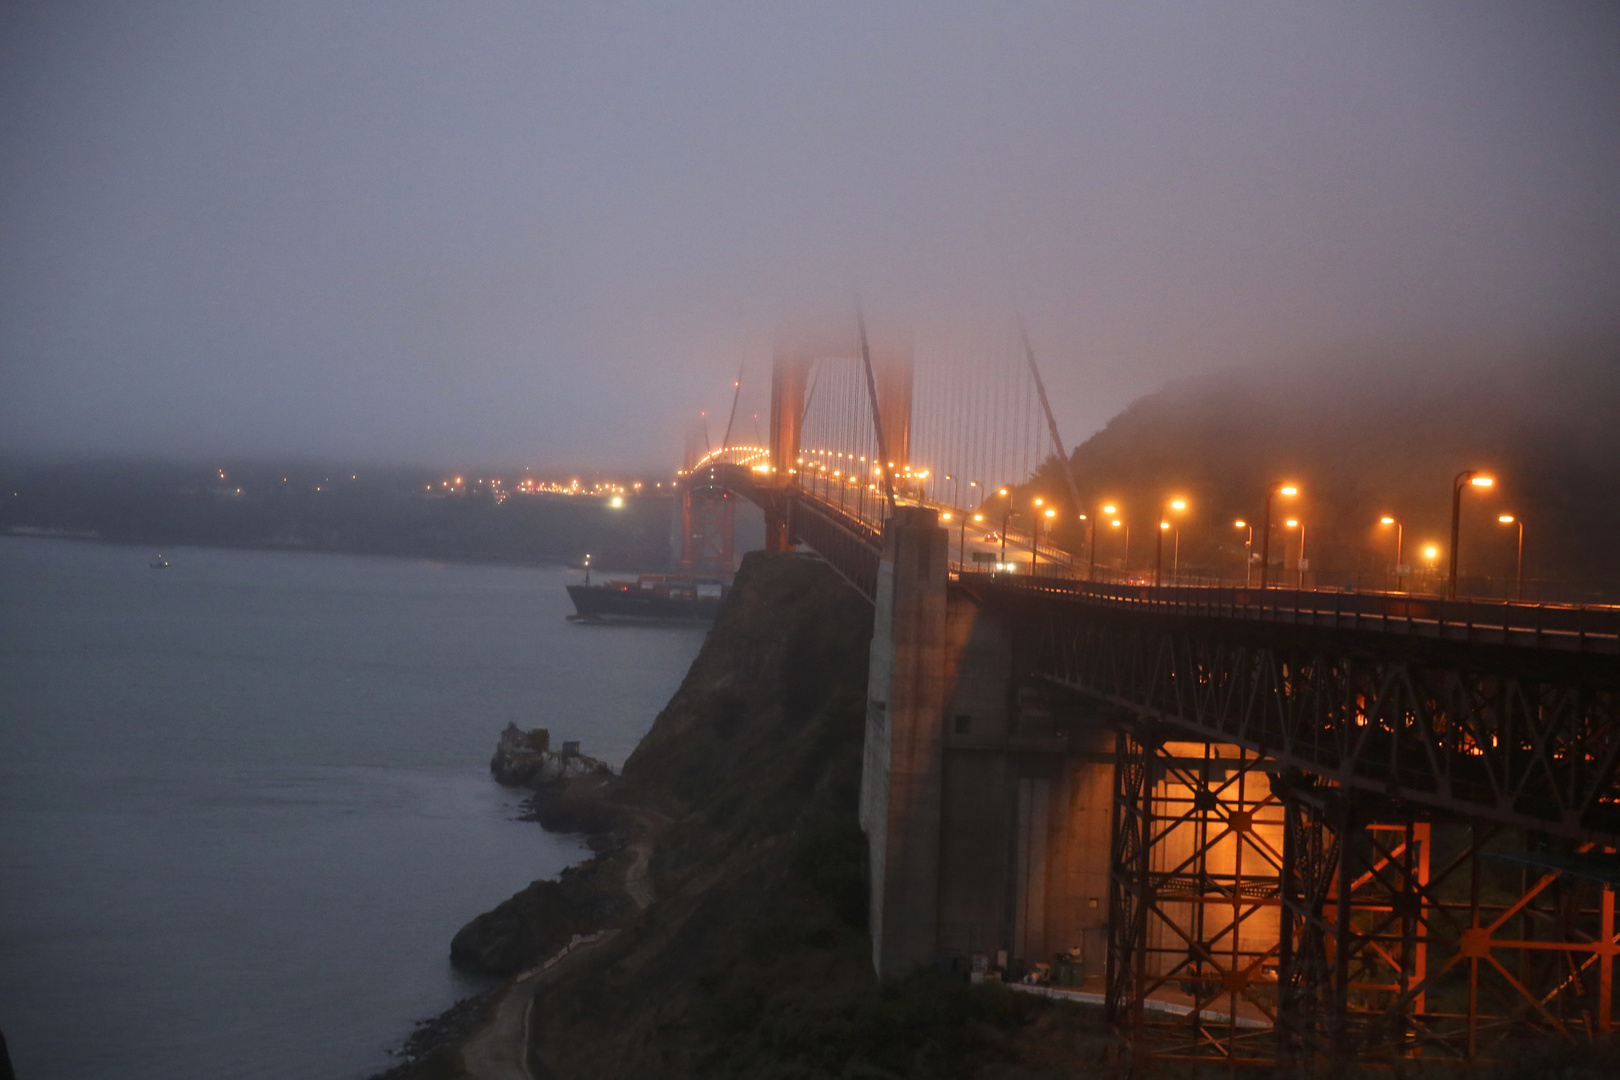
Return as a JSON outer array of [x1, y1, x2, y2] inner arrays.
[[3, 2, 1617, 471]]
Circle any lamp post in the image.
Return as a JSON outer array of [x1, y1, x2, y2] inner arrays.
[[1499, 514, 1525, 601], [1032, 497, 1045, 574], [1448, 470, 1494, 600], [1090, 504, 1117, 582], [1166, 499, 1186, 585], [583, 552, 591, 586], [1380, 516, 1405, 592], [1286, 519, 1307, 588], [1234, 521, 1252, 586], [1036, 507, 1055, 574], [1151, 498, 1188, 587], [1000, 495, 1012, 570], [1259, 484, 1299, 589]]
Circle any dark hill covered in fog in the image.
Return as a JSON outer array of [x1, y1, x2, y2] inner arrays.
[[1031, 339, 1620, 601]]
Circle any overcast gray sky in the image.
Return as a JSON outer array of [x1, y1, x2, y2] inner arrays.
[[3, 1, 1617, 471]]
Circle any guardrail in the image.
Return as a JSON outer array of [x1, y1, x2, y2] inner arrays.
[[967, 572, 1620, 656]]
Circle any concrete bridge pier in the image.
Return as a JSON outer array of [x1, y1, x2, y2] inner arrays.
[[860, 506, 1115, 982]]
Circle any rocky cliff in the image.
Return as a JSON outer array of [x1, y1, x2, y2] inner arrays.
[[381, 551, 1105, 1080]]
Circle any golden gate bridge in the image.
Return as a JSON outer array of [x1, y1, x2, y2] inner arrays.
[[671, 313, 1619, 1071]]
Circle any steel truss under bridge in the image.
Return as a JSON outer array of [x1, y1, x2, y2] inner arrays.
[[972, 574, 1620, 1069]]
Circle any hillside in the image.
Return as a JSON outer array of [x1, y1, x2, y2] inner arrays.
[[379, 552, 1105, 1079], [1026, 338, 1620, 600]]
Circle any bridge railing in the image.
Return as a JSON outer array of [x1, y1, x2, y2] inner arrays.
[[964, 571, 1620, 655]]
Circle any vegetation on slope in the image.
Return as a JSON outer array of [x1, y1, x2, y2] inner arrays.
[[1020, 339, 1619, 598]]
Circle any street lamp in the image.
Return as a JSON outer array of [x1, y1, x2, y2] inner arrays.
[[1031, 498, 1043, 572], [1234, 521, 1252, 586], [1499, 514, 1525, 601], [1379, 516, 1406, 592], [1154, 521, 1171, 587], [1111, 518, 1128, 579], [1034, 506, 1056, 573], [965, 513, 982, 568], [1259, 484, 1299, 589], [1089, 503, 1118, 582], [1286, 519, 1307, 588], [998, 488, 1015, 570], [1448, 470, 1494, 600], [1166, 499, 1187, 584]]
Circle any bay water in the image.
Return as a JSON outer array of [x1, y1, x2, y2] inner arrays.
[[0, 537, 706, 1079]]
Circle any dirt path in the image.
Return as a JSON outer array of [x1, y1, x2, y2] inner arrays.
[[461, 805, 668, 1079], [460, 931, 619, 1080], [623, 840, 655, 909]]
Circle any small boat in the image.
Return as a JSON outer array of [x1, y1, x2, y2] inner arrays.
[[149, 555, 169, 569]]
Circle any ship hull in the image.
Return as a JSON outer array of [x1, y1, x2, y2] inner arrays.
[[566, 584, 723, 621]]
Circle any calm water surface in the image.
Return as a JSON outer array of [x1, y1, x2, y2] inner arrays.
[[0, 537, 706, 1079]]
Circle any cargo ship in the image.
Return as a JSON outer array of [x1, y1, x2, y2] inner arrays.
[[566, 574, 728, 621]]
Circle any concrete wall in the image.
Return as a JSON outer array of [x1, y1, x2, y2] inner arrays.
[[860, 509, 1118, 980], [860, 506, 951, 976]]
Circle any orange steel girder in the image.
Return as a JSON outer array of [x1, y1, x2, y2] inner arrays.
[[1109, 727, 1288, 1067], [767, 326, 913, 553], [679, 476, 735, 576], [1109, 732, 1620, 1072], [1276, 784, 1618, 1068]]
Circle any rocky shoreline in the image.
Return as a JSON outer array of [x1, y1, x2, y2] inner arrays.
[[373, 551, 1107, 1080]]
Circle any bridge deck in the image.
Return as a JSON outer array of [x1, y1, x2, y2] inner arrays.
[[971, 572, 1620, 656], [718, 464, 1620, 656]]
